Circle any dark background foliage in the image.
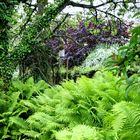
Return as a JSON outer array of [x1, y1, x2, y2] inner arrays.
[[19, 18, 131, 83]]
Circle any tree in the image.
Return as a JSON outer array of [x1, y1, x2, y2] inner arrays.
[[0, 0, 139, 82]]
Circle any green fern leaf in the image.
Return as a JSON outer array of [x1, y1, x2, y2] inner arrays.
[[8, 92, 20, 112], [21, 130, 40, 138], [9, 116, 28, 129]]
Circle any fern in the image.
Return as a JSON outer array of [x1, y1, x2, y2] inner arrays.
[[106, 101, 140, 139], [1, 71, 140, 139], [20, 130, 41, 139], [55, 125, 104, 140], [55, 129, 72, 140], [9, 116, 28, 129]]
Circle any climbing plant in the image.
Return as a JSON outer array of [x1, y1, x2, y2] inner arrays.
[[0, 0, 69, 81]]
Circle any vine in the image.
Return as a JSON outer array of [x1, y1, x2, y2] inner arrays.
[[0, 0, 69, 80]]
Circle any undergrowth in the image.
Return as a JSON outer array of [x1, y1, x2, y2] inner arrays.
[[0, 71, 140, 140]]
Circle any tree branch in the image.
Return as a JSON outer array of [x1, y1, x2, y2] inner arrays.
[[96, 9, 127, 25], [12, 5, 37, 43], [2, 0, 70, 79], [19, 6, 37, 34], [68, 0, 114, 9], [25, 2, 37, 7], [54, 34, 81, 46], [68, 0, 138, 24], [52, 13, 70, 34], [68, 0, 140, 10]]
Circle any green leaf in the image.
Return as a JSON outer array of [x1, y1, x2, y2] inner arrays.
[[133, 12, 140, 18], [9, 116, 28, 129], [8, 92, 20, 112], [26, 77, 34, 86], [21, 130, 40, 138]]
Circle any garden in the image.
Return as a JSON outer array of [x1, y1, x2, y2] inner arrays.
[[0, 0, 140, 139]]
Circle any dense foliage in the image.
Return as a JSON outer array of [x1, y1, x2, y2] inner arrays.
[[82, 44, 119, 69], [0, 0, 140, 140], [0, 0, 138, 82], [46, 19, 130, 68], [0, 0, 69, 81], [0, 0, 20, 79], [104, 13, 140, 77], [21, 19, 130, 83], [0, 71, 140, 139]]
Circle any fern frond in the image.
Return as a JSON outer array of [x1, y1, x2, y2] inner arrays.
[[55, 129, 72, 140], [9, 116, 28, 129], [107, 101, 140, 139], [8, 92, 20, 112], [20, 100, 38, 111], [20, 130, 40, 138], [55, 125, 104, 140]]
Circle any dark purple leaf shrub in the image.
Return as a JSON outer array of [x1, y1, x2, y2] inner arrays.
[[46, 20, 131, 68]]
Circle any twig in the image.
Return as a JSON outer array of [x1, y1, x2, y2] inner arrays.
[[43, 13, 70, 41], [25, 2, 37, 7], [12, 5, 37, 44], [19, 6, 37, 35], [96, 9, 127, 26], [53, 34, 81, 46], [52, 13, 70, 33]]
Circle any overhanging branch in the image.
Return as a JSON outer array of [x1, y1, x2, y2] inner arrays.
[[52, 13, 70, 34], [96, 9, 127, 25], [67, 0, 138, 24], [68, 0, 140, 9], [68, 0, 118, 9]]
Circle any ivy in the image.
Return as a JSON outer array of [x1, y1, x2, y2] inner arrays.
[[0, 0, 69, 80]]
